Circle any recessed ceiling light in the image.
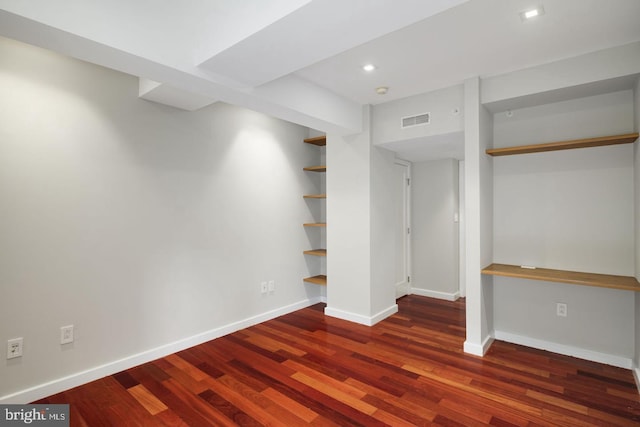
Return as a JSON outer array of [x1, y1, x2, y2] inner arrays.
[[520, 5, 544, 22], [375, 86, 388, 95], [363, 64, 376, 72]]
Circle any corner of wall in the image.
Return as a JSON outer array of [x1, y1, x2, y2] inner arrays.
[[463, 77, 495, 354], [635, 76, 640, 282], [634, 75, 640, 383]]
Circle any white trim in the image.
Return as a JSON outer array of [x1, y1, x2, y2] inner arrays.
[[371, 304, 399, 325], [633, 365, 640, 393], [324, 304, 398, 326], [411, 288, 460, 301], [394, 158, 411, 299], [324, 307, 370, 325], [494, 330, 633, 369], [464, 334, 494, 356], [0, 297, 325, 404]]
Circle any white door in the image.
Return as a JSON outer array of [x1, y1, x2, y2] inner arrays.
[[394, 160, 411, 298]]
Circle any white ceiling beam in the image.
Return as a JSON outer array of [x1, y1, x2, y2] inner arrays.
[[482, 41, 640, 112], [0, 8, 362, 134], [138, 79, 218, 112], [199, 0, 469, 87]]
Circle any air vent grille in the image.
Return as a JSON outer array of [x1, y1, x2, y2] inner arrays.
[[401, 112, 430, 129]]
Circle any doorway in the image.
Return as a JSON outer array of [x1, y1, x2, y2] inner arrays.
[[394, 159, 411, 298]]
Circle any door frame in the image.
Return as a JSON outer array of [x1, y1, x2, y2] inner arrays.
[[458, 160, 466, 298], [394, 158, 412, 299]]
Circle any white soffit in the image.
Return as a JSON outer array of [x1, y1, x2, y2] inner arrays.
[[139, 79, 217, 112], [0, 5, 362, 133], [0, 0, 312, 68], [198, 0, 470, 87], [382, 132, 465, 162], [483, 74, 640, 113]]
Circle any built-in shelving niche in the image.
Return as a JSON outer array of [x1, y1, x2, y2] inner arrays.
[[482, 132, 640, 292], [303, 136, 327, 286]]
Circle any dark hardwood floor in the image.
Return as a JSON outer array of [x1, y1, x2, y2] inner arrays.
[[36, 296, 640, 426]]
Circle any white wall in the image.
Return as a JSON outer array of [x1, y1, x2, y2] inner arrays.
[[372, 85, 464, 162], [325, 108, 373, 323], [411, 159, 459, 300], [479, 103, 494, 342], [493, 90, 635, 149], [492, 91, 636, 366], [463, 77, 494, 356], [0, 37, 324, 402], [372, 85, 464, 146], [482, 41, 640, 111], [636, 79, 640, 281], [325, 106, 398, 325], [370, 146, 398, 317], [634, 76, 640, 379]]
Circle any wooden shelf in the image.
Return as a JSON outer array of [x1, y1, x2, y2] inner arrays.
[[304, 275, 327, 286], [303, 249, 327, 257], [481, 263, 640, 292], [303, 165, 326, 172], [486, 133, 638, 156], [302, 136, 326, 288], [304, 136, 326, 146], [303, 222, 326, 227]]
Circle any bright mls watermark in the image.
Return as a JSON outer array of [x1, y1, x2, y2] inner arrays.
[[1, 405, 69, 426]]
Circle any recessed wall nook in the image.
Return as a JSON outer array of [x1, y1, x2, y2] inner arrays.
[[303, 135, 327, 286]]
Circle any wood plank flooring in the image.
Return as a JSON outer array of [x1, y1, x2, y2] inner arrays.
[[35, 296, 640, 426]]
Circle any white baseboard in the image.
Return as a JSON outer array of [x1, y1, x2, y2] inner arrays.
[[464, 334, 494, 356], [0, 297, 325, 404], [371, 304, 399, 325], [633, 365, 640, 393], [411, 288, 460, 301], [494, 330, 633, 369], [324, 304, 398, 326]]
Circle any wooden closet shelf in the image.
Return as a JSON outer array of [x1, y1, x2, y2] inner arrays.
[[304, 136, 327, 146], [303, 222, 326, 227], [303, 194, 326, 199], [486, 133, 639, 156], [303, 249, 327, 257], [303, 165, 326, 172], [481, 263, 640, 292], [304, 275, 327, 286]]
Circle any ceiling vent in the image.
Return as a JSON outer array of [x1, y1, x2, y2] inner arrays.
[[401, 112, 430, 129]]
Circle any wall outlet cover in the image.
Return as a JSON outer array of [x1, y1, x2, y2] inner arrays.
[[556, 303, 568, 317], [7, 337, 23, 359], [61, 325, 74, 344]]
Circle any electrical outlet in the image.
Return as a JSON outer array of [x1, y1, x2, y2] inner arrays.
[[556, 303, 568, 317], [7, 337, 23, 359], [268, 280, 275, 292], [261, 281, 268, 294], [61, 325, 74, 344]]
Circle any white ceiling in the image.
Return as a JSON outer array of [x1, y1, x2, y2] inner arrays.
[[297, 0, 640, 105], [1, 0, 639, 135]]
